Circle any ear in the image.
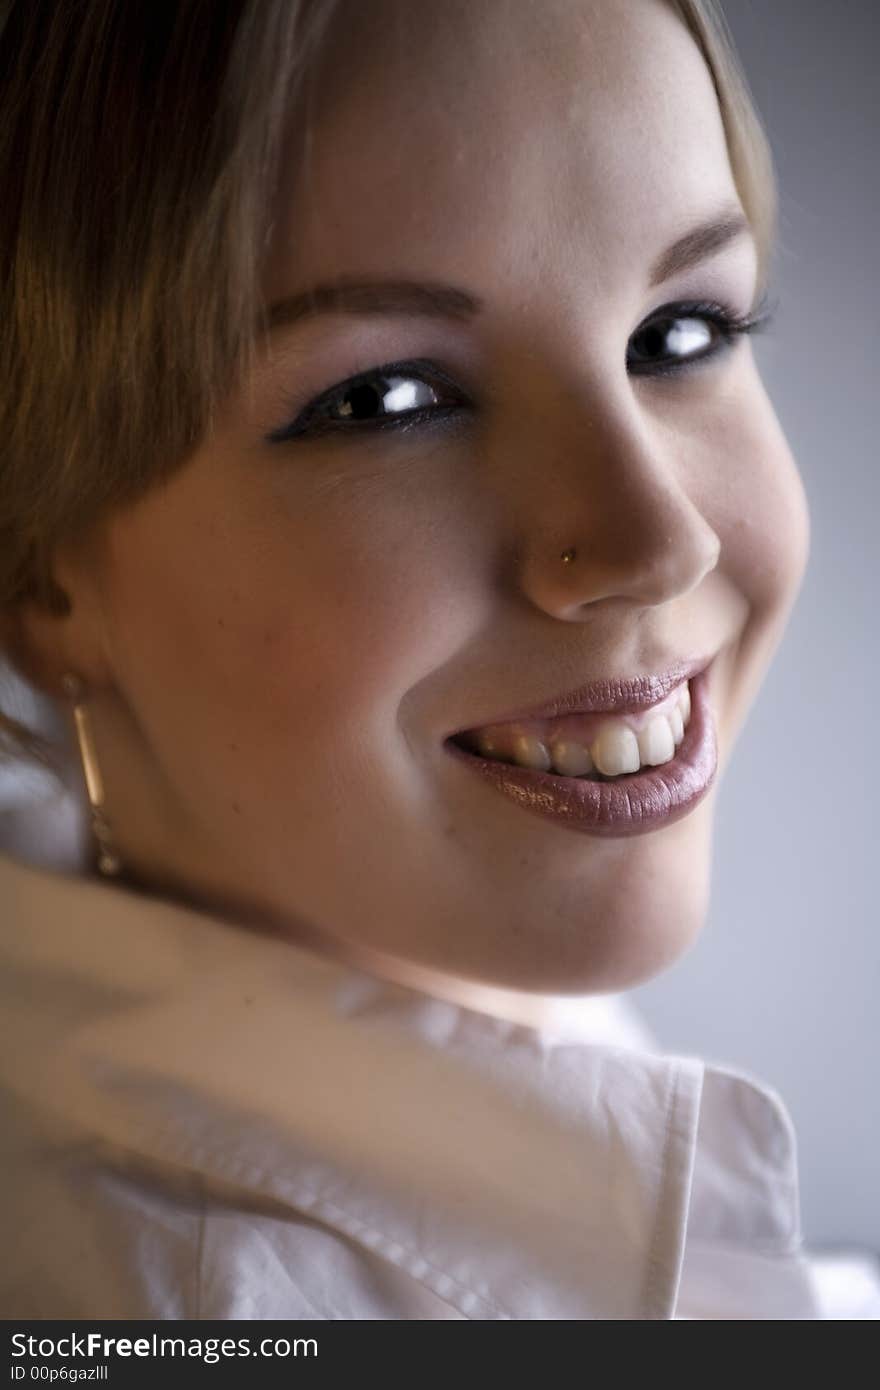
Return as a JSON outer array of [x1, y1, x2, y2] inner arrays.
[[3, 546, 114, 701]]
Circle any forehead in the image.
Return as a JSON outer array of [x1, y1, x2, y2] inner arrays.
[[264, 0, 740, 306]]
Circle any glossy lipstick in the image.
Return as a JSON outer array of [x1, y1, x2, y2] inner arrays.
[[447, 655, 711, 730], [444, 663, 717, 838]]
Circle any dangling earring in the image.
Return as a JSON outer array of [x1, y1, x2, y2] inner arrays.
[[60, 672, 123, 877]]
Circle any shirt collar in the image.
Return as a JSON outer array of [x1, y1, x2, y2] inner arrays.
[[0, 848, 816, 1319]]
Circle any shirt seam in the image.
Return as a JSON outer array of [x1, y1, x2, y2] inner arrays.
[[640, 1061, 700, 1319], [96, 1128, 511, 1320]]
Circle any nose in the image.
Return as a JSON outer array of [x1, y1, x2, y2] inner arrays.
[[501, 378, 722, 621]]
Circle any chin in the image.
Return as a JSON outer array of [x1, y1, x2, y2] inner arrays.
[[488, 922, 703, 996], [464, 815, 715, 995]]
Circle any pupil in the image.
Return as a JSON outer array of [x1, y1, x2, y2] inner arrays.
[[346, 382, 383, 420], [640, 322, 668, 357]]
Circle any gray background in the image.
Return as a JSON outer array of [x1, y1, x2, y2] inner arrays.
[[632, 0, 879, 1250], [0, 0, 876, 1253]]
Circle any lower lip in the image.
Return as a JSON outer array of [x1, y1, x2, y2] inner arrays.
[[444, 664, 718, 838]]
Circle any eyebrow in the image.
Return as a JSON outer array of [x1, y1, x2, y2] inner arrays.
[[647, 205, 751, 287], [263, 279, 480, 332], [262, 205, 752, 333]]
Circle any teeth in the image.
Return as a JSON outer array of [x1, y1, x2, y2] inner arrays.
[[637, 715, 676, 767], [475, 731, 509, 761], [468, 679, 695, 778], [668, 706, 685, 747], [510, 734, 552, 772], [546, 739, 595, 777], [591, 723, 641, 776]]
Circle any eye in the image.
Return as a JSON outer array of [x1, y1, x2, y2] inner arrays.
[[266, 296, 775, 444], [626, 298, 770, 376], [266, 358, 467, 443]]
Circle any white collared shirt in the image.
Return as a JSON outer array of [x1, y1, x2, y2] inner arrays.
[[1, 844, 878, 1320]]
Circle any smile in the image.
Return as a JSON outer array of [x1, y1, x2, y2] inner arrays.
[[444, 663, 718, 838], [453, 680, 692, 781]]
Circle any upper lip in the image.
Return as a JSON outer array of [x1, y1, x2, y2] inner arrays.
[[448, 653, 714, 736]]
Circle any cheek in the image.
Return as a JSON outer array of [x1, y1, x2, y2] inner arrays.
[[250, 454, 488, 745], [688, 367, 811, 748], [102, 452, 475, 784], [700, 371, 810, 622]]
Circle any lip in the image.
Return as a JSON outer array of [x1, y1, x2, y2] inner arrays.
[[443, 660, 718, 838], [447, 654, 714, 737]]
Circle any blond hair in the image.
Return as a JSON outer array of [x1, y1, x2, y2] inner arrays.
[[0, 0, 776, 778]]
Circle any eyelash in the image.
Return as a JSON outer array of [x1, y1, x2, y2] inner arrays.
[[268, 294, 776, 444]]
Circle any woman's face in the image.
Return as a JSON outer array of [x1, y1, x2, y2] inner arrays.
[[42, 0, 808, 993]]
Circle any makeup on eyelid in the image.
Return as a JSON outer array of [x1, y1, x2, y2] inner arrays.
[[264, 293, 775, 445]]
